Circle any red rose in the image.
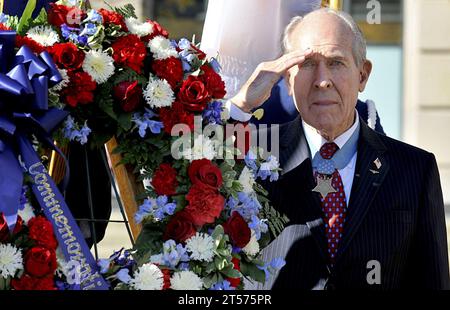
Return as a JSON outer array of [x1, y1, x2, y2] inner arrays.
[[112, 34, 147, 73], [188, 159, 223, 189], [99, 8, 128, 31], [152, 57, 184, 89], [151, 163, 178, 196], [113, 81, 143, 112], [223, 211, 251, 248], [159, 101, 194, 135], [201, 65, 226, 99], [185, 183, 225, 226], [48, 4, 85, 27], [25, 246, 58, 278], [49, 42, 85, 71], [62, 71, 97, 107], [144, 20, 169, 41], [28, 216, 58, 250], [163, 210, 197, 243], [177, 75, 211, 112], [226, 257, 242, 288], [11, 274, 56, 290]]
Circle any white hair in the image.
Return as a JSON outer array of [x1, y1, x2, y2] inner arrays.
[[282, 8, 367, 67]]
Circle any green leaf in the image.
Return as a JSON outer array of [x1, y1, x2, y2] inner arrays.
[[117, 112, 133, 131], [202, 273, 220, 289], [33, 8, 48, 25], [132, 223, 164, 261], [221, 265, 241, 279], [211, 225, 224, 242], [214, 256, 227, 271], [17, 0, 37, 34], [240, 260, 266, 284]]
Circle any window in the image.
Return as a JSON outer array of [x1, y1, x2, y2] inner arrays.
[[144, 0, 208, 41], [344, 0, 403, 44]]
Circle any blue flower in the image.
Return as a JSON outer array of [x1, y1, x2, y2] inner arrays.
[[210, 280, 235, 290], [134, 199, 153, 224], [76, 35, 88, 46], [135, 196, 177, 222], [80, 23, 97, 36], [116, 268, 131, 284], [181, 59, 191, 72], [132, 109, 164, 138], [228, 192, 262, 221], [178, 38, 191, 50], [61, 23, 80, 40], [202, 101, 224, 125], [85, 10, 103, 23], [256, 168, 271, 181], [257, 155, 280, 182], [152, 240, 190, 269], [244, 150, 258, 172], [97, 259, 110, 274], [248, 215, 268, 240], [63, 116, 91, 145], [226, 196, 239, 209]]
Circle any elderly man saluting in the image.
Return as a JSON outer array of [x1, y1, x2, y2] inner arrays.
[[231, 8, 450, 289]]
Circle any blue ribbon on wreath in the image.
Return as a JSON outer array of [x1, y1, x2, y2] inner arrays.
[[0, 31, 109, 290]]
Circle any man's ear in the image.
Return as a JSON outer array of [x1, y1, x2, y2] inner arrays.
[[359, 60, 372, 92]]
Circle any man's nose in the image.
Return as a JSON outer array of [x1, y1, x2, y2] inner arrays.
[[314, 63, 333, 89]]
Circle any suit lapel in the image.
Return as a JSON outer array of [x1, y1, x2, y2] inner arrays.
[[336, 118, 390, 262], [279, 117, 329, 266]]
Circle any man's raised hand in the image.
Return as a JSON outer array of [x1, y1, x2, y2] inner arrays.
[[230, 49, 312, 113]]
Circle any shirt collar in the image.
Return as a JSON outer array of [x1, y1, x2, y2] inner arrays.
[[302, 110, 360, 165]]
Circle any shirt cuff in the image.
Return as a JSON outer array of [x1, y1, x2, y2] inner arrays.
[[225, 100, 253, 122]]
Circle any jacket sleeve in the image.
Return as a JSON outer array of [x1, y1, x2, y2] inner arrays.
[[406, 153, 450, 289]]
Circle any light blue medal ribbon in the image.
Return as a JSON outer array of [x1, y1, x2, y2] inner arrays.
[[312, 121, 360, 175]]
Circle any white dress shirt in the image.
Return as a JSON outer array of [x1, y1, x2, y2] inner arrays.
[[302, 113, 359, 205]]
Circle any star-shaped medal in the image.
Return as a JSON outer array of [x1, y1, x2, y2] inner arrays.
[[312, 175, 337, 199]]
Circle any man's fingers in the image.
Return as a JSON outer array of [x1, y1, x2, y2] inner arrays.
[[275, 49, 313, 73]]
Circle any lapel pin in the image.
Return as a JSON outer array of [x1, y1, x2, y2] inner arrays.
[[374, 158, 382, 169]]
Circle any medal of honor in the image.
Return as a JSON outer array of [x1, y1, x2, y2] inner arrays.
[[312, 174, 337, 199]]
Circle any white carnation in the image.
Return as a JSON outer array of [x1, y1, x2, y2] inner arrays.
[[238, 166, 256, 194], [148, 36, 178, 60], [186, 233, 215, 262], [126, 17, 153, 37], [82, 50, 115, 84], [0, 244, 23, 278], [130, 263, 164, 290], [242, 230, 259, 256], [144, 77, 174, 108], [26, 25, 60, 46], [182, 135, 217, 162], [170, 271, 203, 290]]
